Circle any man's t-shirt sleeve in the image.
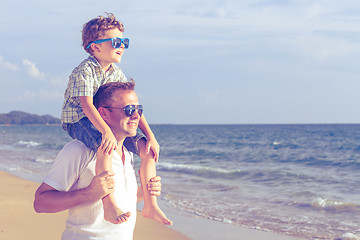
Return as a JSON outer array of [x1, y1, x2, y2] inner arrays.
[[43, 140, 95, 191]]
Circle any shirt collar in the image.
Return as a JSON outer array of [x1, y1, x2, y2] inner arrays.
[[88, 55, 115, 73]]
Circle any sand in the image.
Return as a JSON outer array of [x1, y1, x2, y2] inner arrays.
[[0, 171, 190, 240], [0, 171, 306, 240]]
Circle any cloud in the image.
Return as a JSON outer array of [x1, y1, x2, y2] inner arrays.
[[13, 89, 63, 102], [0, 55, 19, 71], [50, 75, 67, 86], [203, 8, 228, 18], [298, 35, 359, 61], [13, 90, 37, 102], [22, 59, 45, 79], [38, 89, 63, 100]]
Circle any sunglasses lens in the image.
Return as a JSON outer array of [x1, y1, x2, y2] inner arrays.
[[112, 38, 129, 49], [113, 38, 122, 48], [123, 38, 129, 49], [124, 105, 143, 117], [137, 106, 143, 116], [124, 105, 133, 116]]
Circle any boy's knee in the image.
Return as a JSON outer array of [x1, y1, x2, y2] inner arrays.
[[137, 139, 146, 151], [138, 140, 155, 160]]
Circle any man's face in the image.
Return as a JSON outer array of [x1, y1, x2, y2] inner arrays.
[[104, 90, 141, 139]]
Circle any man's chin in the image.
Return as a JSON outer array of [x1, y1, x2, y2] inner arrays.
[[128, 129, 138, 137]]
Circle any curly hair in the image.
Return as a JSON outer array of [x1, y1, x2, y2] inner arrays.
[[82, 13, 125, 54]]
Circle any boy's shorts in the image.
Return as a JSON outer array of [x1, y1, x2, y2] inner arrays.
[[64, 117, 146, 155]]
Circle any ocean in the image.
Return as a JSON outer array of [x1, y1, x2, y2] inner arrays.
[[0, 124, 359, 240]]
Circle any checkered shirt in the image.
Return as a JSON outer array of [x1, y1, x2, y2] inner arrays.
[[61, 56, 127, 127]]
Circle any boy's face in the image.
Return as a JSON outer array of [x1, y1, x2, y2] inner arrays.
[[94, 28, 125, 69]]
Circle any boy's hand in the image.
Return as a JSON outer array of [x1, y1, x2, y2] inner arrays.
[[101, 130, 118, 155], [146, 137, 160, 162]]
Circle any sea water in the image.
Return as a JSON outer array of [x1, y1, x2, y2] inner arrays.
[[0, 124, 359, 240]]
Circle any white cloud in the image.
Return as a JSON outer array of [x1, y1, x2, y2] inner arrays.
[[22, 59, 45, 79], [215, 8, 227, 18], [13, 90, 37, 101], [298, 35, 360, 61], [38, 89, 63, 100], [1, 0, 360, 123], [49, 75, 67, 86], [0, 55, 19, 71], [305, 3, 325, 20], [13, 89, 63, 102], [202, 8, 228, 18]]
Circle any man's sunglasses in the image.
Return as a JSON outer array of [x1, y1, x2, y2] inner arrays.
[[103, 105, 143, 117], [86, 37, 130, 49]]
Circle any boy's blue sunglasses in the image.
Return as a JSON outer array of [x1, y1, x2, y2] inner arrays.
[[86, 37, 130, 49]]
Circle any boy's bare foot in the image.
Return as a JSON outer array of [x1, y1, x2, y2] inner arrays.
[[104, 206, 131, 224], [142, 205, 173, 225]]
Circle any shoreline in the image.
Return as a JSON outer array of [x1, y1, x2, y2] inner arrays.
[[0, 171, 190, 240], [158, 199, 306, 240], [0, 170, 307, 240]]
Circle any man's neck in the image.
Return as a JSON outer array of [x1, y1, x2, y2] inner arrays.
[[116, 138, 125, 147], [114, 143, 126, 165]]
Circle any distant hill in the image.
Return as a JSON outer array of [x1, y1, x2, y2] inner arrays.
[[0, 111, 61, 125]]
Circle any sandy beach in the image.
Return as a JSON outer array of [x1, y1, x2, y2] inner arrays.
[[0, 171, 190, 240], [0, 170, 309, 240]]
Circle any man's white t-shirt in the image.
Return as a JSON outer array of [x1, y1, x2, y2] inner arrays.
[[44, 140, 138, 240]]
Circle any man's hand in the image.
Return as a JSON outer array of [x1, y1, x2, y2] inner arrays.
[[34, 172, 116, 213], [147, 176, 162, 196], [86, 171, 115, 200]]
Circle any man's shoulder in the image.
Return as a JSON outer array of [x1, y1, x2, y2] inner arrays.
[[63, 139, 87, 149], [60, 140, 95, 160]]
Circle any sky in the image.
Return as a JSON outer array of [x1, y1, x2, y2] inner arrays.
[[1, 0, 360, 124]]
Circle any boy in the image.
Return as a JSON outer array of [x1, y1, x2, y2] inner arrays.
[[61, 13, 171, 225]]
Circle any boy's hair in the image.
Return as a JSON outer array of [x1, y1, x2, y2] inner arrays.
[[82, 13, 125, 54], [94, 79, 136, 109]]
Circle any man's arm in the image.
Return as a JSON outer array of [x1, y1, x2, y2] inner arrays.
[[137, 176, 162, 203], [34, 171, 115, 213]]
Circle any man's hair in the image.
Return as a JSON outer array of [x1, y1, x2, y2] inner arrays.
[[93, 80, 136, 109], [82, 13, 124, 54]]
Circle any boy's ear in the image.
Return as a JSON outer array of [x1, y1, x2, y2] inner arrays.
[[91, 43, 101, 52]]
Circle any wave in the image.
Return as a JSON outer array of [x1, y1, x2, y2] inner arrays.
[[157, 162, 246, 179], [163, 148, 228, 160], [311, 197, 360, 213], [271, 141, 300, 149], [158, 162, 314, 183], [289, 157, 360, 170], [16, 140, 42, 148], [14, 140, 66, 151], [335, 233, 360, 240], [34, 158, 54, 164]]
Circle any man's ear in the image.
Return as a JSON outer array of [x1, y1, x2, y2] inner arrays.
[[98, 107, 108, 121]]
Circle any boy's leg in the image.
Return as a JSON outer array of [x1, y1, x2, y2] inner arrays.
[[96, 150, 130, 224], [137, 139, 172, 225], [68, 118, 130, 224]]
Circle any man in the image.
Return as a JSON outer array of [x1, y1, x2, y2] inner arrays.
[[34, 80, 162, 239]]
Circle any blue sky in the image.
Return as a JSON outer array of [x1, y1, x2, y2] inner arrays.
[[1, 0, 359, 124]]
